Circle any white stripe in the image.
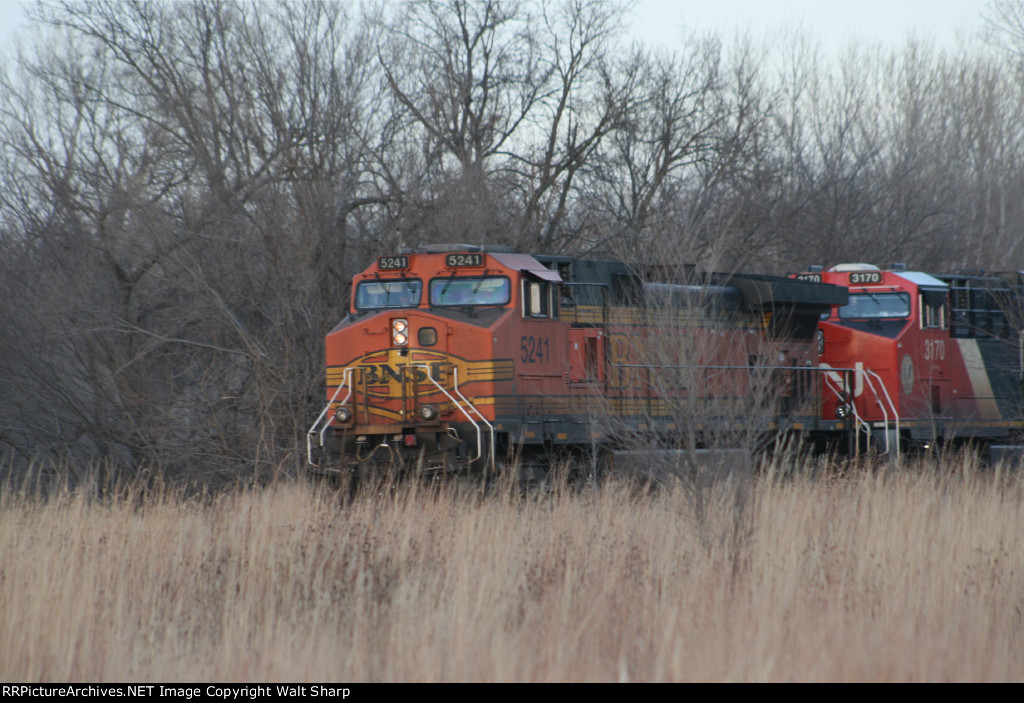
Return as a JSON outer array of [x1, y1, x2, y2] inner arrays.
[[955, 339, 1001, 420]]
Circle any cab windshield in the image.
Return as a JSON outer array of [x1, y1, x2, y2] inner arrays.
[[355, 279, 422, 310], [430, 277, 510, 307], [838, 292, 910, 319]]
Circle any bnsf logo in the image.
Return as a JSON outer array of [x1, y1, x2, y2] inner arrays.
[[328, 349, 513, 399], [358, 361, 448, 390]]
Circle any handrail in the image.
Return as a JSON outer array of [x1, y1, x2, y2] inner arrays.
[[603, 363, 898, 455], [610, 363, 827, 371], [306, 367, 354, 466], [820, 364, 900, 458], [860, 368, 900, 458], [822, 370, 872, 451], [451, 366, 497, 473], [414, 364, 495, 472], [307, 363, 496, 472]]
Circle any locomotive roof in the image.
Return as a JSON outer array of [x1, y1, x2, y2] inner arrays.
[[895, 271, 947, 288], [490, 253, 562, 281], [368, 248, 847, 310], [532, 255, 847, 311], [729, 273, 848, 308]]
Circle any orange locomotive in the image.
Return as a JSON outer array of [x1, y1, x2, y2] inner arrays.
[[797, 264, 1024, 454], [307, 245, 845, 476]]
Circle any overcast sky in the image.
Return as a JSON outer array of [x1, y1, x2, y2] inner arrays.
[[0, 1, 994, 59], [631, 1, 988, 49], [0, 0, 26, 42]]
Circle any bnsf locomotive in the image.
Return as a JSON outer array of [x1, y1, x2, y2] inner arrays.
[[307, 244, 847, 477], [797, 264, 1024, 455]]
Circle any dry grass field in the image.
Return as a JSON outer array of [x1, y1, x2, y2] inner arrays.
[[2, 457, 1024, 682]]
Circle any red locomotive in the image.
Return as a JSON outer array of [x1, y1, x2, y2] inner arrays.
[[307, 245, 845, 477], [797, 264, 1024, 454]]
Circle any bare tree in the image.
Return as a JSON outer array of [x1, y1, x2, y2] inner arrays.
[[984, 0, 1024, 62], [376, 0, 635, 252], [0, 1, 388, 483], [508, 0, 634, 252], [578, 32, 779, 270]]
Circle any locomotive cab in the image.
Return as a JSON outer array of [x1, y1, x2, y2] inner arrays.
[[799, 264, 1024, 451], [309, 246, 535, 475]]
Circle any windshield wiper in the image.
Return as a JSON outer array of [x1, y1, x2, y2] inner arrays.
[[438, 271, 459, 301]]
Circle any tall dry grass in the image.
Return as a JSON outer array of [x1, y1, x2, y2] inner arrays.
[[2, 458, 1023, 682]]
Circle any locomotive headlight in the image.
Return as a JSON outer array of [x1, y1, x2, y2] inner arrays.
[[334, 406, 352, 423], [420, 404, 438, 421], [392, 318, 409, 346], [835, 404, 850, 419]]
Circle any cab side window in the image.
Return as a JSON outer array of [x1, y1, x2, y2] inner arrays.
[[920, 290, 947, 330], [523, 279, 558, 319]]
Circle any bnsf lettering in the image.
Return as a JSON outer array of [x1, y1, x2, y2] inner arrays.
[[849, 271, 882, 284], [379, 364, 403, 382], [359, 362, 446, 385]]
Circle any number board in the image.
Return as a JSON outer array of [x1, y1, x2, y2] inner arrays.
[[848, 271, 882, 285], [378, 255, 409, 270], [795, 273, 822, 283], [445, 253, 484, 268]]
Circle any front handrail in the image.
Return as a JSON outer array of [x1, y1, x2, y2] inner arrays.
[[307, 363, 496, 472], [414, 364, 495, 472], [821, 365, 900, 458], [306, 367, 354, 466], [860, 368, 900, 458], [822, 370, 872, 453], [451, 366, 496, 473]]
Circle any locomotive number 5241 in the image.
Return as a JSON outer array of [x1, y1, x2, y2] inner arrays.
[[520, 336, 549, 363]]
